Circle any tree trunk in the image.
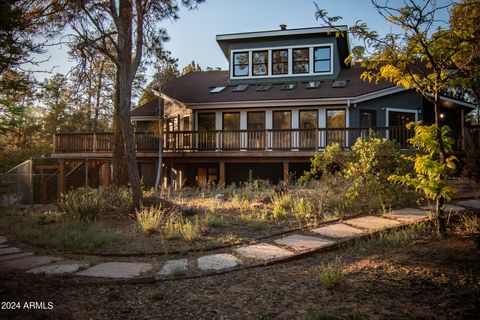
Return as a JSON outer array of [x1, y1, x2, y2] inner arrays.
[[112, 71, 128, 186], [117, 0, 142, 208], [434, 90, 448, 236]]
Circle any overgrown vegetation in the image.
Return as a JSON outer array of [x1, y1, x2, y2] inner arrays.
[[136, 206, 166, 235]]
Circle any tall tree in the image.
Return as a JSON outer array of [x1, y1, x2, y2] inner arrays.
[[316, 0, 468, 234], [182, 60, 202, 74], [54, 0, 204, 207]]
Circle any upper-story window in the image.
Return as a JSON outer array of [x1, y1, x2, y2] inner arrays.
[[293, 48, 309, 74], [314, 47, 331, 73], [233, 52, 249, 77], [252, 51, 268, 76], [272, 49, 288, 75], [231, 44, 332, 78]]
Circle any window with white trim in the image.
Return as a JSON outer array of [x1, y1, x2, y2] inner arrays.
[[233, 52, 249, 77], [314, 47, 331, 73]]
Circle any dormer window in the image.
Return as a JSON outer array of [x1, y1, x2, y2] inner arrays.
[[314, 47, 331, 73], [272, 49, 288, 75], [252, 51, 268, 76], [233, 52, 249, 77], [293, 48, 309, 74]]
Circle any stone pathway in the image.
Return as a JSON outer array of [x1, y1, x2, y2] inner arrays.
[[0, 199, 476, 281]]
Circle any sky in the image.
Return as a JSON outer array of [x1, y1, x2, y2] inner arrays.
[[33, 0, 454, 82]]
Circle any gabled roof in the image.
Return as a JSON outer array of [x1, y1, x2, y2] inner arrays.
[[161, 67, 397, 105], [131, 98, 162, 117]]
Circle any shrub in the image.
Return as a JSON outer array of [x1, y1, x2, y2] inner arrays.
[[457, 214, 480, 234], [271, 193, 292, 220], [293, 197, 315, 222], [136, 206, 166, 235], [462, 149, 480, 182], [59, 187, 103, 223], [162, 215, 200, 243], [316, 257, 342, 289], [100, 186, 133, 215], [344, 137, 412, 210], [178, 219, 200, 243], [299, 144, 346, 182]]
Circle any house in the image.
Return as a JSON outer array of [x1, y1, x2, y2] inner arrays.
[[52, 25, 477, 190]]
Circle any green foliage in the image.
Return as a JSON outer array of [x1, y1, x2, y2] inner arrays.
[[59, 188, 103, 223], [389, 123, 457, 203], [162, 215, 200, 243], [271, 193, 292, 219], [344, 137, 411, 209], [316, 257, 342, 289], [13, 220, 124, 252], [136, 206, 166, 235], [299, 144, 345, 182]]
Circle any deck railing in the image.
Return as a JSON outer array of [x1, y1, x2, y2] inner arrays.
[[54, 126, 416, 153]]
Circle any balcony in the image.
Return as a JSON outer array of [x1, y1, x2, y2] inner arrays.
[[53, 127, 414, 155]]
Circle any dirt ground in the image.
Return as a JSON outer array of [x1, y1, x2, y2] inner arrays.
[[1, 225, 479, 320]]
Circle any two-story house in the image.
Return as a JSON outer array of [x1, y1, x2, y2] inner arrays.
[[53, 25, 476, 190]]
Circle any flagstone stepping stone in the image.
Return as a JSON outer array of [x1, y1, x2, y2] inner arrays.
[[345, 216, 400, 230], [197, 254, 242, 271], [390, 208, 430, 222], [0, 247, 23, 256], [311, 223, 364, 239], [420, 204, 466, 213], [274, 234, 335, 251], [0, 236, 6, 244], [236, 243, 294, 261], [76, 262, 152, 279], [0, 256, 61, 270], [157, 259, 188, 276], [27, 261, 89, 275], [0, 252, 33, 262], [456, 199, 480, 209]]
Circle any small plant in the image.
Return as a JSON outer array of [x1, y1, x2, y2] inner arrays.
[[249, 218, 265, 230], [316, 257, 342, 289], [59, 187, 103, 223], [163, 217, 181, 240], [178, 219, 200, 243], [293, 197, 315, 223], [106, 290, 121, 301], [271, 193, 293, 219], [149, 289, 165, 301], [299, 143, 346, 183], [136, 206, 166, 235], [272, 206, 288, 220], [457, 214, 480, 234]]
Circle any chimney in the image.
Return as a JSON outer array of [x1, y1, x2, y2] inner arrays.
[[279, 24, 287, 31]]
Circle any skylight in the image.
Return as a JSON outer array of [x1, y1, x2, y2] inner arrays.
[[332, 80, 346, 88], [233, 84, 249, 92], [256, 83, 272, 92], [306, 81, 320, 89], [209, 86, 226, 93], [281, 83, 296, 90]]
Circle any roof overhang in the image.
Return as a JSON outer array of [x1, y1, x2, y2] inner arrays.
[[181, 86, 408, 109]]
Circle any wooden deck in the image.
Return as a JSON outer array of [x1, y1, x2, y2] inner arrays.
[[53, 126, 413, 157]]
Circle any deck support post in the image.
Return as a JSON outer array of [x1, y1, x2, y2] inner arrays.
[[101, 162, 111, 187], [58, 159, 65, 199], [461, 107, 465, 151], [219, 160, 226, 187], [283, 160, 289, 184]]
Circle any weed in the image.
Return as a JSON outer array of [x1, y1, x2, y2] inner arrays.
[[59, 187, 103, 223], [136, 206, 166, 235], [457, 214, 480, 234], [106, 290, 121, 301], [149, 289, 165, 301], [316, 257, 342, 289]]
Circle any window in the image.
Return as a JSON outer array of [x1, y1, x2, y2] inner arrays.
[[272, 49, 288, 75], [223, 112, 240, 150], [233, 84, 248, 92], [293, 48, 309, 74], [198, 113, 215, 131], [314, 47, 331, 73], [252, 51, 268, 76], [300, 110, 318, 149], [281, 83, 296, 90], [256, 83, 272, 91], [326, 109, 346, 146], [273, 111, 292, 149], [247, 111, 265, 149], [306, 81, 320, 89], [223, 112, 240, 130], [273, 111, 291, 129], [233, 52, 249, 77], [209, 86, 226, 93], [198, 113, 216, 151], [247, 112, 265, 130]]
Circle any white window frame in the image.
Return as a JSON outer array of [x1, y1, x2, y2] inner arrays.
[[230, 43, 334, 80]]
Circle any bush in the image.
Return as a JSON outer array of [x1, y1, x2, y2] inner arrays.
[[316, 257, 342, 289], [343, 137, 413, 210], [136, 206, 166, 235], [162, 214, 200, 243], [462, 149, 480, 182], [59, 187, 103, 223], [299, 144, 346, 183], [271, 193, 293, 220]]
